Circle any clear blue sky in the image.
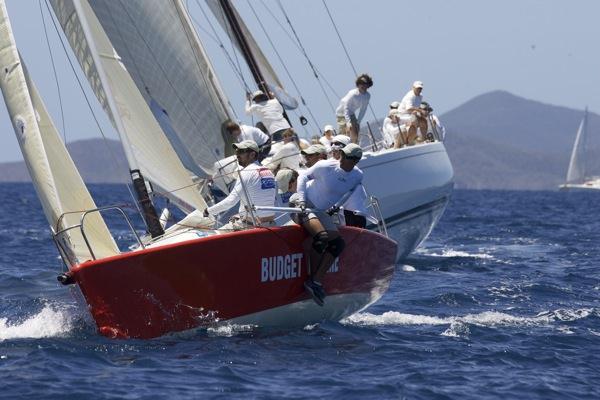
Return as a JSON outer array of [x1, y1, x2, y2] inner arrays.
[[0, 0, 599, 162]]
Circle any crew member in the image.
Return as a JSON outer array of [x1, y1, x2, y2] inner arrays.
[[225, 122, 271, 161], [319, 124, 336, 151], [245, 90, 291, 142], [301, 144, 328, 168], [295, 143, 364, 305], [262, 129, 301, 173], [335, 74, 373, 144], [204, 140, 276, 231], [398, 81, 427, 143]]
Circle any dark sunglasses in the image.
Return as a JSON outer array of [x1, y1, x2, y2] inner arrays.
[[345, 156, 361, 161], [235, 148, 253, 154], [332, 142, 346, 147]]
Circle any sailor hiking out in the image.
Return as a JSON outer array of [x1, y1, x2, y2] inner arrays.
[[295, 143, 364, 306], [245, 90, 291, 142]]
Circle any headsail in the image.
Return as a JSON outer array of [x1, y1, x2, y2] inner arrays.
[[83, 0, 234, 174], [0, 0, 119, 264], [206, 0, 298, 109], [565, 109, 588, 184], [51, 0, 208, 214]]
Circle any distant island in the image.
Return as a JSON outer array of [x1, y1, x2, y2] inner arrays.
[[0, 90, 597, 190]]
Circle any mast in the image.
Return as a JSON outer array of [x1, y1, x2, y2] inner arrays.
[[217, 0, 291, 125], [72, 0, 164, 238]]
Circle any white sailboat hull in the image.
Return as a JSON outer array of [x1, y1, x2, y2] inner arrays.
[[559, 178, 600, 191], [360, 142, 454, 259]]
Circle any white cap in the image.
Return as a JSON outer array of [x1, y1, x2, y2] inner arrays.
[[251, 90, 266, 99], [413, 80, 424, 89], [323, 124, 334, 133], [331, 135, 351, 147], [232, 139, 259, 153], [389, 101, 400, 109], [301, 144, 327, 155], [275, 168, 296, 194]]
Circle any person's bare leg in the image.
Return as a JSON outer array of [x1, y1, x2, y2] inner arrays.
[[349, 125, 359, 144], [407, 125, 417, 145]]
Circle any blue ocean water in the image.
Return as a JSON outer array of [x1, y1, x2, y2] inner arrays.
[[0, 183, 598, 399]]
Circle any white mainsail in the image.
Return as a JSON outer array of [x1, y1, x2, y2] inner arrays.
[[51, 0, 208, 213], [0, 0, 119, 264], [82, 0, 234, 175], [565, 109, 588, 184], [205, 0, 298, 109]]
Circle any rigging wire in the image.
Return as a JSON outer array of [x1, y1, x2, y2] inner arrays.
[[189, 0, 250, 96], [38, 0, 66, 143], [258, 0, 339, 100], [42, 0, 139, 210], [320, 0, 383, 133], [245, 0, 324, 131], [275, 0, 337, 122]]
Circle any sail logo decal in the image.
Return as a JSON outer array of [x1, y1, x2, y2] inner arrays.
[[261, 253, 303, 282]]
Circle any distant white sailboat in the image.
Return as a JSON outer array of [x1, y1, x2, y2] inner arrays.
[[559, 109, 600, 191]]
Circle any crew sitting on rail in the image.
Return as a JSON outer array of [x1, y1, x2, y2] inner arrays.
[[420, 101, 446, 141], [382, 109, 407, 149], [398, 80, 428, 144], [301, 144, 328, 168], [262, 128, 301, 174], [335, 74, 373, 144], [203, 140, 276, 231], [225, 121, 271, 161], [295, 143, 364, 306], [319, 124, 336, 151], [245, 89, 291, 142], [329, 134, 351, 160]]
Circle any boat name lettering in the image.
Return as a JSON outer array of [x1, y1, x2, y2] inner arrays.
[[261, 253, 303, 282]]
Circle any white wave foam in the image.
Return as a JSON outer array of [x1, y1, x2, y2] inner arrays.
[[417, 248, 494, 260], [401, 265, 416, 272], [207, 323, 256, 337], [0, 305, 73, 341], [343, 308, 595, 331]]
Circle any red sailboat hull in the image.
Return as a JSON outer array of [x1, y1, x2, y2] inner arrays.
[[71, 225, 397, 339]]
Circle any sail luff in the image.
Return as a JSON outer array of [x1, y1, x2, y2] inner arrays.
[[565, 109, 588, 184], [72, 0, 139, 171]]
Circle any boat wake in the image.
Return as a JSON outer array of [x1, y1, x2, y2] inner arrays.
[[416, 248, 494, 260], [0, 304, 74, 341], [342, 308, 598, 337]]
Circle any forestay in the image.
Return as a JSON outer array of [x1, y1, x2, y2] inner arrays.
[[566, 109, 588, 184], [51, 0, 208, 214], [0, 0, 119, 263]]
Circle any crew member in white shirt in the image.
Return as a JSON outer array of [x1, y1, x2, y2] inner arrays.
[[245, 90, 291, 141], [274, 168, 299, 225], [335, 74, 373, 144], [382, 109, 406, 148], [225, 122, 271, 161], [204, 140, 277, 231], [330, 134, 351, 160], [398, 80, 428, 144], [301, 144, 328, 168], [319, 124, 336, 151], [420, 102, 446, 141], [295, 143, 364, 305], [262, 129, 301, 173]]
